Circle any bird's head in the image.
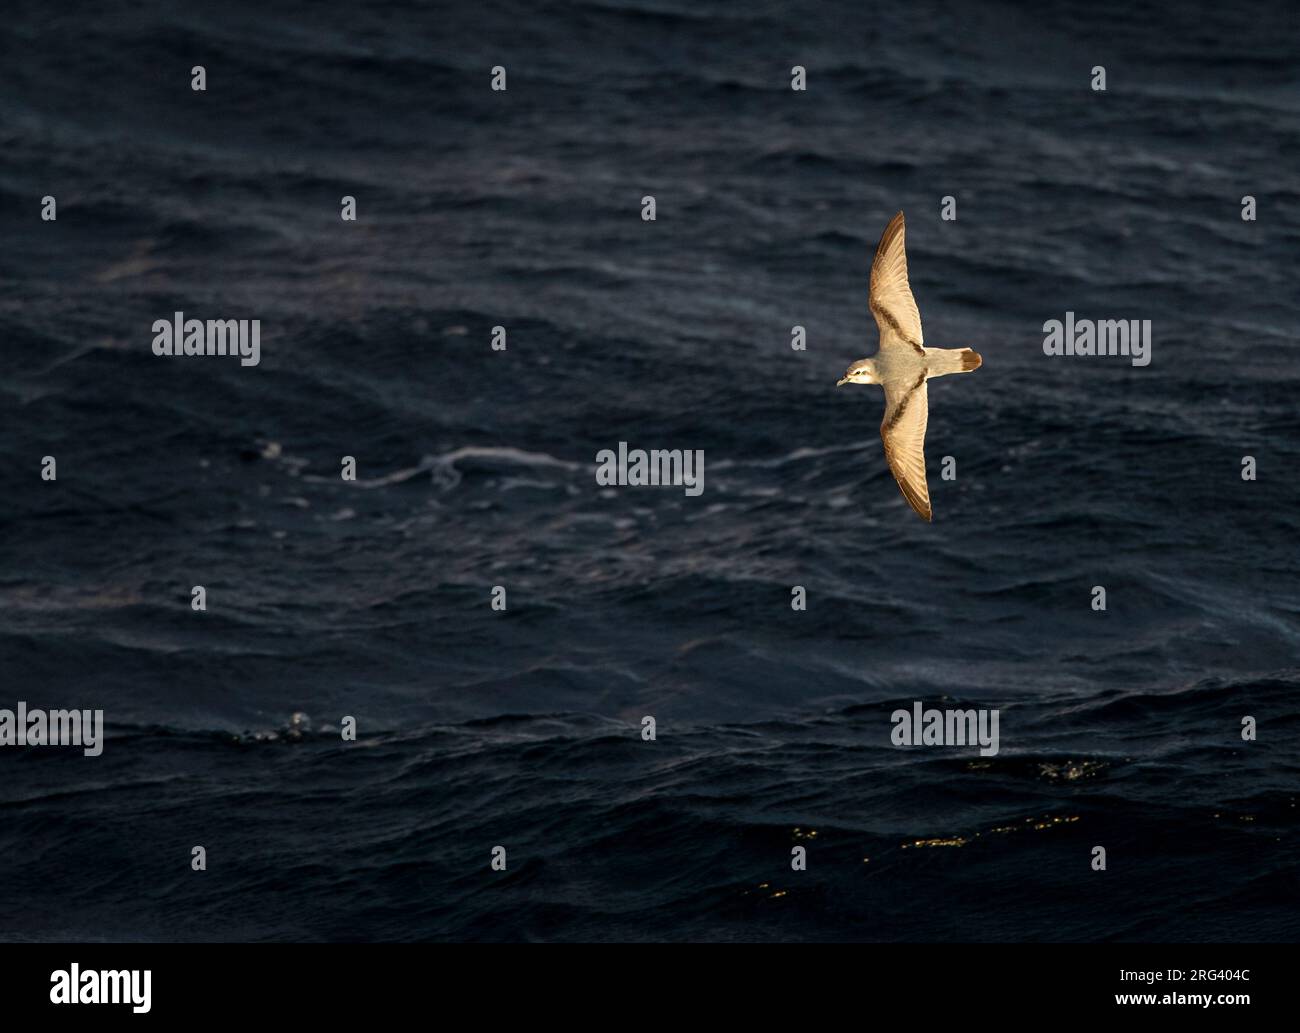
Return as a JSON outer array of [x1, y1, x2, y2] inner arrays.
[[837, 359, 877, 386]]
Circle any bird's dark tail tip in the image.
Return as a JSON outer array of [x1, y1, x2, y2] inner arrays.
[[961, 348, 982, 371]]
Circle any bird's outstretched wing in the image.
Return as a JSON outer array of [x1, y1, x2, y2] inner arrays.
[[880, 372, 931, 521], [869, 211, 925, 356]]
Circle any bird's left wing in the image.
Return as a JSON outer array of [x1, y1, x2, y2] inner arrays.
[[880, 372, 931, 521]]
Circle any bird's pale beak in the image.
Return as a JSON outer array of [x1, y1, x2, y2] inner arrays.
[[836, 376, 849, 386]]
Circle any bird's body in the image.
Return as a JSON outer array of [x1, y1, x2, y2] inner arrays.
[[837, 211, 982, 521]]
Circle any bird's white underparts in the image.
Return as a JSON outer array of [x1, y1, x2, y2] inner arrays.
[[837, 210, 982, 522]]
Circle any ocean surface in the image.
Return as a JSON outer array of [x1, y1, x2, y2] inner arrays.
[[1, 0, 1298, 941]]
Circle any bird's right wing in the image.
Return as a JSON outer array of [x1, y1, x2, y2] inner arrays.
[[869, 211, 925, 356], [880, 372, 931, 521]]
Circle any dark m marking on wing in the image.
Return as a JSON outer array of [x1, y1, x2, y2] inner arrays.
[[885, 372, 928, 430], [871, 304, 926, 355]]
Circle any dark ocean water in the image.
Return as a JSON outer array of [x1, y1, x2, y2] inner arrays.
[[1, 0, 1298, 941]]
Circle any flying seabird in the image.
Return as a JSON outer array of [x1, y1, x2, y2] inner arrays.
[[837, 211, 982, 521]]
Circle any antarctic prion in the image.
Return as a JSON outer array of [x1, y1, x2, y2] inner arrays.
[[837, 211, 981, 521]]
